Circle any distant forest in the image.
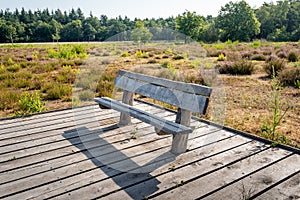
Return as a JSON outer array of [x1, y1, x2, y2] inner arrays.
[[0, 0, 299, 43]]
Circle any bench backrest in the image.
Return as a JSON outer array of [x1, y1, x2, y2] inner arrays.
[[114, 70, 212, 115]]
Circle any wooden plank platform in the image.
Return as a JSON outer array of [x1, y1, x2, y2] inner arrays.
[[0, 101, 299, 200]]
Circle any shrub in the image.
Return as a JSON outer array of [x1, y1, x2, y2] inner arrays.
[[121, 52, 130, 57], [287, 51, 298, 62], [0, 90, 20, 110], [217, 53, 226, 61], [217, 60, 254, 75], [56, 65, 79, 83], [173, 54, 185, 60], [241, 51, 252, 59], [7, 64, 21, 72], [276, 51, 287, 59], [264, 56, 286, 77], [16, 91, 46, 115], [161, 62, 172, 68], [250, 54, 266, 61], [252, 40, 261, 48], [0, 64, 6, 74], [278, 68, 300, 87], [45, 84, 72, 100], [79, 90, 94, 101]]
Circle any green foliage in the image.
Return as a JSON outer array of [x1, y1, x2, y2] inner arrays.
[[16, 91, 46, 116], [216, 1, 260, 42], [48, 45, 88, 59], [217, 53, 226, 61], [56, 65, 80, 83], [260, 68, 290, 144], [295, 80, 300, 89], [176, 11, 204, 42], [0, 3, 299, 43], [121, 52, 130, 57], [252, 40, 261, 48], [131, 26, 153, 44]]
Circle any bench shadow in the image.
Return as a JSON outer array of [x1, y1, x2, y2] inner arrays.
[[63, 124, 177, 199]]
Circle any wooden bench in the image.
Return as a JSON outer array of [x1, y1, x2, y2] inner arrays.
[[94, 69, 212, 154]]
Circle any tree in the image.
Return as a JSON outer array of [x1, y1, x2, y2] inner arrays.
[[0, 20, 17, 43], [60, 20, 82, 41], [216, 1, 260, 42], [130, 21, 153, 44], [176, 11, 204, 43], [51, 19, 62, 42]]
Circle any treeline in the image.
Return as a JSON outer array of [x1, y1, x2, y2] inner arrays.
[[0, 0, 299, 43]]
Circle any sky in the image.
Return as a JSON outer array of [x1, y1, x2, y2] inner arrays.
[[1, 0, 269, 19]]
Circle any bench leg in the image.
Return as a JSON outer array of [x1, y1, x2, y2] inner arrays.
[[171, 134, 189, 154], [171, 108, 192, 154], [119, 91, 134, 126]]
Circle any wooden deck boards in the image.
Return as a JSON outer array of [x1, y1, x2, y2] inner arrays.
[[0, 102, 299, 200]]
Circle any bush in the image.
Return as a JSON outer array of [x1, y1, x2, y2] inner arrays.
[[217, 60, 254, 75], [217, 53, 226, 61], [278, 68, 300, 87], [173, 54, 185, 60], [0, 90, 20, 110], [276, 51, 287, 59], [79, 90, 94, 101], [16, 91, 46, 115], [250, 54, 266, 61], [45, 84, 72, 100], [121, 52, 130, 57], [7, 64, 21, 72], [287, 51, 298, 62], [264, 56, 286, 77]]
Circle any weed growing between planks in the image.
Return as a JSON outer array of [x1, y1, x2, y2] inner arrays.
[[260, 67, 291, 145]]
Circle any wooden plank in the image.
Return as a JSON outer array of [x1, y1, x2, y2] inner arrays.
[[66, 134, 259, 200], [118, 69, 212, 96], [0, 107, 112, 136], [6, 127, 228, 200], [150, 148, 293, 200], [0, 109, 175, 173], [0, 102, 153, 146], [114, 76, 209, 114], [94, 97, 193, 134], [0, 114, 189, 199], [0, 102, 159, 152], [255, 172, 300, 200], [203, 154, 300, 200], [0, 105, 97, 129], [0, 107, 172, 164]]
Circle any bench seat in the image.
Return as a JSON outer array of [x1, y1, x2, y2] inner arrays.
[[94, 97, 193, 135]]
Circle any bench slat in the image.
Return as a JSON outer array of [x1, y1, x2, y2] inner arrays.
[[118, 70, 212, 97], [114, 75, 209, 114], [94, 97, 193, 135]]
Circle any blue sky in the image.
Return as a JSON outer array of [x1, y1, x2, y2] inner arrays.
[[1, 0, 268, 19]]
